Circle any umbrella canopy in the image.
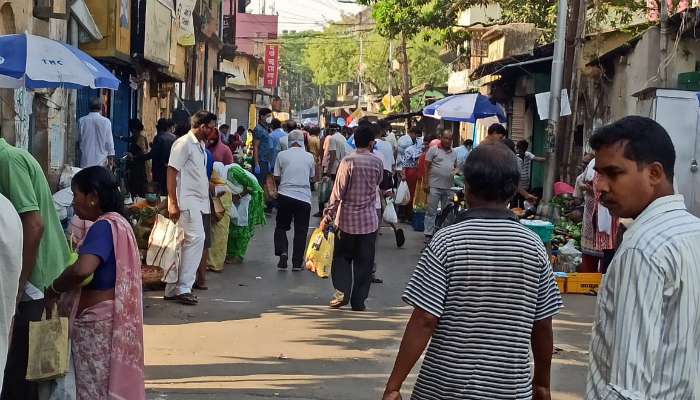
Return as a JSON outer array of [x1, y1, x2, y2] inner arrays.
[[423, 93, 507, 123], [0, 33, 120, 90]]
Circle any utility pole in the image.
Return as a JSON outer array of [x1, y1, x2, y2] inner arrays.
[[399, 32, 411, 112], [540, 0, 569, 214], [357, 13, 364, 109], [388, 40, 393, 110], [659, 0, 669, 87]]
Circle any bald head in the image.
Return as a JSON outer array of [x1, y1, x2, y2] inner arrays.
[[463, 143, 520, 203]]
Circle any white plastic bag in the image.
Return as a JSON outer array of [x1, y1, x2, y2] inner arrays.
[[395, 181, 411, 206], [557, 239, 582, 273], [146, 214, 184, 283], [383, 200, 399, 224]]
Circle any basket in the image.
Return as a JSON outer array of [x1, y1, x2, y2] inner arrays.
[[412, 212, 425, 232], [521, 220, 554, 244], [142, 265, 164, 286], [566, 273, 602, 294]]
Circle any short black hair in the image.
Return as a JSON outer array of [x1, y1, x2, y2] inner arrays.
[[72, 166, 124, 215], [258, 107, 272, 118], [502, 138, 516, 153], [463, 143, 520, 202], [156, 118, 174, 132], [191, 111, 216, 128], [464, 139, 474, 147], [236, 125, 246, 134], [270, 118, 282, 130], [129, 118, 144, 133], [219, 124, 230, 131], [517, 139, 529, 150], [409, 126, 422, 136], [89, 97, 101, 111], [378, 119, 391, 132], [590, 116, 676, 181], [308, 126, 321, 136], [285, 120, 298, 132], [487, 123, 507, 137], [354, 123, 378, 148]]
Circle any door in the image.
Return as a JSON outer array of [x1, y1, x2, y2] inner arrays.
[[227, 97, 250, 131], [653, 89, 700, 216]]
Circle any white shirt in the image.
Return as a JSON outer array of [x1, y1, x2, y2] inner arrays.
[[385, 131, 398, 152], [323, 133, 348, 175], [586, 194, 700, 400], [78, 112, 114, 167], [0, 193, 22, 389], [374, 139, 395, 172], [274, 146, 315, 204], [168, 131, 211, 214]]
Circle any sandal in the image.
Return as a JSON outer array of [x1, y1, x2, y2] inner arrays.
[[174, 293, 198, 305]]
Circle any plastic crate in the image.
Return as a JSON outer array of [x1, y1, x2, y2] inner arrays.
[[521, 219, 554, 244], [412, 211, 425, 232], [566, 272, 602, 294]]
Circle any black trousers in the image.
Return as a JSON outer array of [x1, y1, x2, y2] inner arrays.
[[331, 230, 377, 309], [274, 194, 311, 267], [1, 299, 44, 400]]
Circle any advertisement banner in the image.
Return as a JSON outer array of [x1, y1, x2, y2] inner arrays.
[[176, 0, 197, 46], [263, 45, 279, 89]]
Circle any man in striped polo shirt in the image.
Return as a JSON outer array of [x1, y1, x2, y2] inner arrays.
[[383, 143, 562, 400], [586, 116, 700, 399]]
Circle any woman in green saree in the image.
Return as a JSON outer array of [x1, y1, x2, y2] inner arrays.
[[226, 163, 266, 263]]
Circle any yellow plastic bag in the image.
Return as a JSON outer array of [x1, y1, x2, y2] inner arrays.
[[305, 228, 335, 278], [26, 305, 69, 381]]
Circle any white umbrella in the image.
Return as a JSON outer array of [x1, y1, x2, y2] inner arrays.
[[0, 33, 120, 89]]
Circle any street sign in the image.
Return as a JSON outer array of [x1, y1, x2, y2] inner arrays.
[[263, 44, 278, 89]]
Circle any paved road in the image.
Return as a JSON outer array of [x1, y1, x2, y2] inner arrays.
[[144, 215, 596, 400]]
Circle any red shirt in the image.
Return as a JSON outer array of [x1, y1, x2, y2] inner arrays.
[[208, 140, 234, 165]]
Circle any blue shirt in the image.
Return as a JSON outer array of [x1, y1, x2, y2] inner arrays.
[[205, 149, 214, 179], [270, 128, 287, 164], [253, 124, 273, 164], [455, 146, 471, 169], [79, 220, 116, 290]]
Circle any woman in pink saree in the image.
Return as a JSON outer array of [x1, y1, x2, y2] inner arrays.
[[45, 166, 145, 400]]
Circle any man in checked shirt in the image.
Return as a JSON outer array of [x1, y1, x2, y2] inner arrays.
[[320, 122, 384, 312]]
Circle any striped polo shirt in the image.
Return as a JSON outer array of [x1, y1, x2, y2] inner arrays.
[[586, 194, 700, 399], [403, 208, 562, 400]]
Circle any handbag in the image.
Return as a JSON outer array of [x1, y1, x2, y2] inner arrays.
[[146, 214, 184, 283], [26, 305, 69, 381], [212, 195, 226, 220]]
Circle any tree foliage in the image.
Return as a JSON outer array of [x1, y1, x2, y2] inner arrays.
[[281, 23, 448, 99]]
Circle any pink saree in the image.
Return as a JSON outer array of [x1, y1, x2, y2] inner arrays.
[[70, 212, 145, 400]]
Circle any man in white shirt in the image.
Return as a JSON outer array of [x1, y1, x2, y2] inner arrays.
[[164, 110, 215, 306], [78, 97, 115, 168], [586, 116, 700, 399], [322, 125, 348, 179], [423, 129, 458, 242], [273, 130, 316, 271], [0, 194, 21, 390]]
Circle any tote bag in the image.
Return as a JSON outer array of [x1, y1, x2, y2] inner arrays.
[[146, 214, 184, 283]]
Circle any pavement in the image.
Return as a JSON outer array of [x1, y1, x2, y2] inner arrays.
[[144, 213, 597, 400]]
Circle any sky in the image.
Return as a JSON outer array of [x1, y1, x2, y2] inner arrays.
[[246, 0, 366, 33]]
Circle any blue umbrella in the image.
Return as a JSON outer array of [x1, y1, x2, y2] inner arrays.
[[0, 33, 120, 90], [423, 93, 506, 123]]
